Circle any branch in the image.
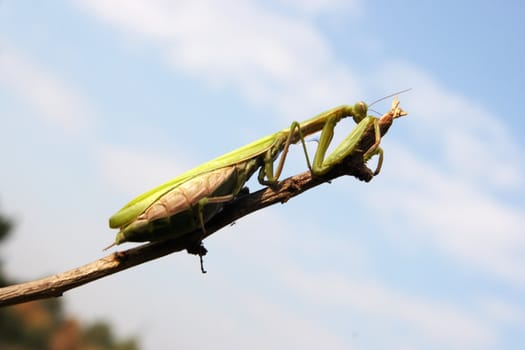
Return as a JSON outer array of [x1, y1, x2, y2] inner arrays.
[[0, 109, 400, 307]]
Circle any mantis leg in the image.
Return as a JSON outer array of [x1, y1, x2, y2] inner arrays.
[[258, 121, 312, 186], [309, 113, 371, 176], [195, 194, 236, 234], [363, 119, 384, 175], [310, 97, 404, 177], [367, 147, 384, 176], [360, 96, 405, 176]]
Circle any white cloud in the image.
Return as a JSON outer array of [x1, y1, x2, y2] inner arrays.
[[69, 260, 350, 350], [75, 0, 362, 119], [96, 144, 195, 196], [361, 63, 525, 287], [198, 207, 498, 349], [234, 293, 348, 350], [276, 0, 361, 16], [478, 296, 524, 324], [367, 144, 525, 287], [0, 43, 93, 131], [375, 62, 524, 191], [282, 267, 496, 349]]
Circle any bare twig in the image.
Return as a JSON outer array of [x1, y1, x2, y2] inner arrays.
[[0, 107, 402, 307]]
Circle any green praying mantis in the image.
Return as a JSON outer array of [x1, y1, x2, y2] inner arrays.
[[107, 95, 408, 249]]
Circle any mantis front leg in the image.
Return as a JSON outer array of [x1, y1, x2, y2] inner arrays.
[[310, 115, 377, 176], [362, 97, 407, 175], [311, 97, 406, 177]]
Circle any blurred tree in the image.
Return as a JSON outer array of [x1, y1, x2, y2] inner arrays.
[[0, 210, 12, 288], [0, 208, 139, 350]]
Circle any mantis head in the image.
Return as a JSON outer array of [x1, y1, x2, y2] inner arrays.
[[351, 101, 368, 124], [364, 89, 411, 122]]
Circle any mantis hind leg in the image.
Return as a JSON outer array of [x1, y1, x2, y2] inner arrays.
[[190, 193, 237, 273], [194, 194, 235, 234]]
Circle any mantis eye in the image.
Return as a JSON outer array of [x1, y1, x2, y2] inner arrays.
[[352, 101, 368, 123]]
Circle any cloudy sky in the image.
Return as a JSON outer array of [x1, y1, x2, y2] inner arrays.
[[1, 1, 524, 349]]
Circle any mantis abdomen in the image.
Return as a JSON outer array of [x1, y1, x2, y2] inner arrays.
[[114, 165, 250, 244]]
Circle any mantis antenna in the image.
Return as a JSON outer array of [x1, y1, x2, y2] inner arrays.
[[368, 88, 412, 109]]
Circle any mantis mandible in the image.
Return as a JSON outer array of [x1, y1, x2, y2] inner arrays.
[[107, 96, 407, 249]]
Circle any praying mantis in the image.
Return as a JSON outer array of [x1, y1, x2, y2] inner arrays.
[[107, 96, 407, 249]]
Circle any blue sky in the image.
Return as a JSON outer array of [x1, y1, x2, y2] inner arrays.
[[1, 1, 524, 349]]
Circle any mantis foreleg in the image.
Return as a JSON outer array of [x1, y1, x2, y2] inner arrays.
[[309, 97, 405, 177]]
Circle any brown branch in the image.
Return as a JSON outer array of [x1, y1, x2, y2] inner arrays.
[[0, 107, 403, 307]]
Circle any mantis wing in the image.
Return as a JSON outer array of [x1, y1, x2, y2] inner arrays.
[[109, 132, 282, 228]]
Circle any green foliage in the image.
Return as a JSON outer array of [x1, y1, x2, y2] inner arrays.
[[84, 322, 114, 348], [83, 321, 139, 350], [0, 210, 11, 243], [0, 297, 63, 349]]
